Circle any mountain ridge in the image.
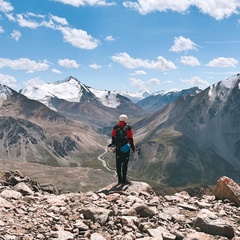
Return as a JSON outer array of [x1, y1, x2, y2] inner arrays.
[[129, 73, 240, 186], [0, 85, 106, 166], [1, 74, 240, 189], [137, 86, 201, 112], [20, 76, 145, 125]]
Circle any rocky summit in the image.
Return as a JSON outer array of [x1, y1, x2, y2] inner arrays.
[[0, 171, 239, 240]]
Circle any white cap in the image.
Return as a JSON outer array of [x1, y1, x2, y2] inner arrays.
[[119, 114, 128, 122]]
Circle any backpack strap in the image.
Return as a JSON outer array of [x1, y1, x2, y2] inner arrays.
[[125, 125, 132, 131], [113, 124, 131, 131]]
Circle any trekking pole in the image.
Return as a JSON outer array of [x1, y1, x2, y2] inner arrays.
[[135, 146, 141, 155], [128, 145, 141, 163]]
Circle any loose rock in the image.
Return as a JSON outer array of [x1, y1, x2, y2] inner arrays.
[[0, 171, 239, 240]]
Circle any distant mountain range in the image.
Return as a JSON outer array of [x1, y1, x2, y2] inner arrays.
[[1, 74, 240, 188], [119, 89, 165, 103], [130, 74, 240, 186], [137, 87, 201, 112], [19, 76, 201, 124]]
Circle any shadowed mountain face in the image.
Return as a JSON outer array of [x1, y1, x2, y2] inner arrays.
[[130, 74, 240, 187], [49, 94, 144, 126], [0, 85, 106, 166]]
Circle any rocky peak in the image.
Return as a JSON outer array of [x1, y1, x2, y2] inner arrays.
[[0, 170, 239, 239], [0, 84, 12, 95], [0, 84, 12, 107]]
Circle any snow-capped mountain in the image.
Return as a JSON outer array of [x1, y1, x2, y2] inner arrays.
[[0, 84, 106, 165], [118, 89, 165, 103], [0, 84, 12, 106], [137, 87, 202, 112], [131, 73, 240, 187], [20, 76, 121, 110], [20, 76, 145, 125]]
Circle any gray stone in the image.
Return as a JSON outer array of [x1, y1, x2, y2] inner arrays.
[[193, 209, 235, 238], [147, 227, 163, 240], [0, 171, 239, 240], [14, 182, 34, 195], [184, 232, 215, 240], [0, 196, 14, 208], [0, 189, 22, 199], [90, 232, 106, 240], [132, 203, 156, 217]]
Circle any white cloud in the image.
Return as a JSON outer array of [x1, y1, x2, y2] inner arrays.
[[5, 13, 15, 21], [206, 57, 239, 68], [0, 58, 50, 72], [181, 76, 210, 89], [11, 30, 22, 41], [0, 26, 4, 33], [194, 0, 240, 20], [16, 14, 40, 29], [4, 11, 100, 50], [105, 35, 116, 41], [0, 73, 17, 89], [163, 80, 173, 84], [59, 26, 100, 50], [170, 36, 198, 52], [180, 56, 201, 66], [52, 68, 62, 73], [58, 59, 80, 68], [130, 70, 147, 75], [123, 0, 189, 14], [50, 14, 68, 25], [52, 0, 116, 7], [27, 12, 45, 19], [24, 77, 45, 87], [123, 0, 240, 20], [0, 0, 14, 13], [111, 52, 176, 70], [129, 77, 146, 90], [10, 12, 50, 29], [148, 78, 160, 85], [89, 63, 102, 69]]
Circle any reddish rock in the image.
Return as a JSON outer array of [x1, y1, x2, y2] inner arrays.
[[212, 176, 240, 207]]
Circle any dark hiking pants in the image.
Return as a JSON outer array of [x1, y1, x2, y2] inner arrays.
[[116, 149, 130, 183]]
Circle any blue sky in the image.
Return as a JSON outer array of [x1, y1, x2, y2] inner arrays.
[[0, 0, 240, 93]]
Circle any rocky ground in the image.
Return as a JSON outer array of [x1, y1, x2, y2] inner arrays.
[[0, 159, 116, 193], [0, 159, 213, 197], [0, 170, 239, 240]]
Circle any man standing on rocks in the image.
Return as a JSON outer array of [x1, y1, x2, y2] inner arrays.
[[108, 114, 135, 185]]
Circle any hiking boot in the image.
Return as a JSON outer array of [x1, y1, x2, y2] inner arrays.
[[122, 179, 131, 185], [117, 178, 122, 185]]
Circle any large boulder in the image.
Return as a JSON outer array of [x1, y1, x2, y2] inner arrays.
[[193, 209, 234, 238], [98, 181, 155, 196], [211, 176, 240, 207]]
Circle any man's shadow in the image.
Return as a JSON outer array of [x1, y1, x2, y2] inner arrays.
[[97, 182, 131, 195]]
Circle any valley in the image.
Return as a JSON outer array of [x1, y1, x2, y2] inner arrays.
[[1, 74, 240, 191]]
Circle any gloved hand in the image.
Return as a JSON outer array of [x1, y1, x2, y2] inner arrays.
[[108, 143, 115, 148]]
